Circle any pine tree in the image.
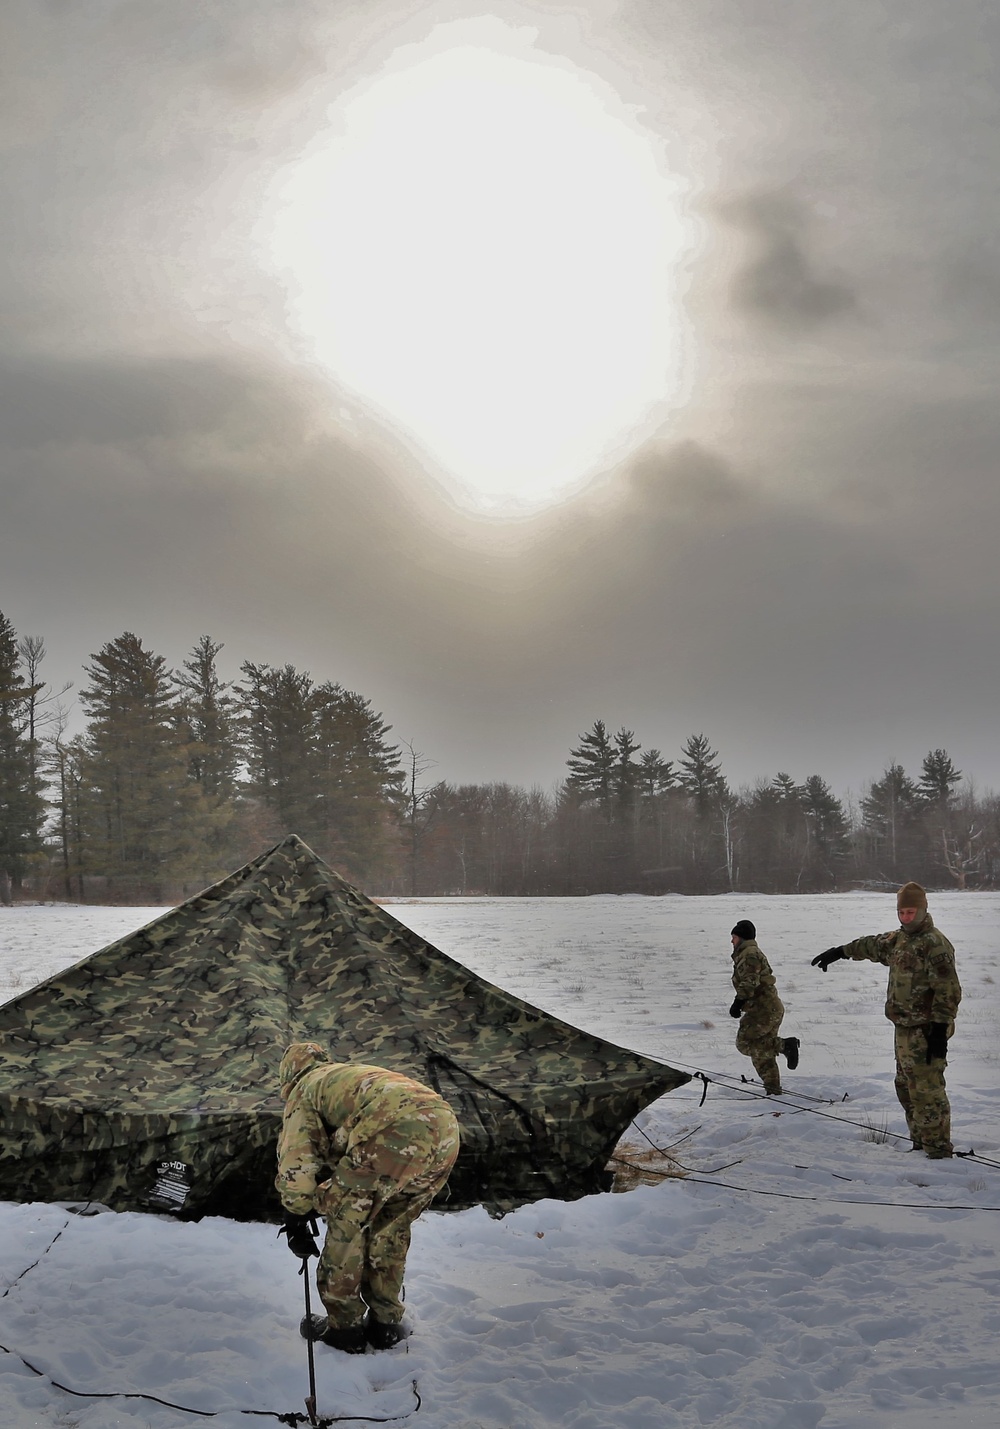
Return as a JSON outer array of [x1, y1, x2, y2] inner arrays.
[[177, 637, 241, 802], [78, 632, 212, 897], [175, 636, 243, 873], [238, 662, 318, 835], [564, 722, 648, 887], [860, 762, 921, 880], [916, 748, 969, 887], [0, 611, 46, 894], [918, 749, 963, 808], [739, 776, 804, 891], [800, 774, 850, 887], [677, 733, 726, 815], [565, 720, 616, 811], [238, 663, 404, 885], [675, 734, 728, 891], [771, 772, 803, 803], [612, 727, 642, 817], [633, 748, 677, 881], [311, 682, 404, 883], [637, 749, 674, 799]]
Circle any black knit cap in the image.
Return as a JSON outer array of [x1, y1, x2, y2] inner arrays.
[[731, 919, 756, 941]]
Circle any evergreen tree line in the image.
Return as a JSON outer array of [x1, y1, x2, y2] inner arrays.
[[1, 611, 998, 901], [0, 616, 404, 902], [414, 724, 998, 896]]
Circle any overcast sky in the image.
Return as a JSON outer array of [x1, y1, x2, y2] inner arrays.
[[3, 0, 999, 800]]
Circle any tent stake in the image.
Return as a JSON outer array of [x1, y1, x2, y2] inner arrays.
[[300, 1261, 319, 1427]]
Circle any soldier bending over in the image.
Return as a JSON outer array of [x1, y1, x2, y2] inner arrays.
[[276, 1042, 460, 1352]]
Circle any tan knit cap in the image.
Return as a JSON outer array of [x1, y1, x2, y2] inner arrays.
[[896, 881, 928, 912], [278, 1041, 328, 1096]]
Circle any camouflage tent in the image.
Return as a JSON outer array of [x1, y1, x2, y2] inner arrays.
[[0, 835, 689, 1221]]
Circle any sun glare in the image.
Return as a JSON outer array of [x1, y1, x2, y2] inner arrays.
[[264, 23, 690, 511]]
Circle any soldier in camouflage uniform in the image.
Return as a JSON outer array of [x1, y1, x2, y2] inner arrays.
[[276, 1042, 460, 1353], [811, 881, 962, 1159], [729, 920, 800, 1096]]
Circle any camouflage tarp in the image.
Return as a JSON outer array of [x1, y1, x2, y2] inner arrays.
[[0, 835, 689, 1221]]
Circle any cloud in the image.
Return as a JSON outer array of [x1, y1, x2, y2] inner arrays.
[[625, 441, 752, 515], [4, 331, 1000, 796], [3, 0, 1000, 799], [720, 191, 857, 332]]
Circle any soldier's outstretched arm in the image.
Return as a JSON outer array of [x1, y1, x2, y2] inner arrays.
[[811, 946, 845, 972]]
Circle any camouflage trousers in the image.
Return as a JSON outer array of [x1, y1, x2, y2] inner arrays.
[[736, 995, 785, 1095], [893, 1024, 953, 1155], [314, 1099, 460, 1329]]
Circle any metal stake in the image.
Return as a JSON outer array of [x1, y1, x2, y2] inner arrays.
[[301, 1260, 319, 1427]]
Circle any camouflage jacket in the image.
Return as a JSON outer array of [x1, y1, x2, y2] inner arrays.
[[731, 940, 780, 1005], [842, 914, 962, 1028], [275, 1062, 446, 1216]]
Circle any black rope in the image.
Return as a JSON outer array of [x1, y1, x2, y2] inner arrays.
[[644, 1049, 841, 1104], [630, 1122, 702, 1155], [1, 1221, 68, 1298], [680, 1173, 1000, 1213], [2, 1176, 421, 1429], [623, 1120, 1000, 1210], [2, 1220, 418, 1428], [627, 1064, 1000, 1210], [661, 1059, 998, 1169], [619, 1120, 742, 1176], [0, 1343, 421, 1425]]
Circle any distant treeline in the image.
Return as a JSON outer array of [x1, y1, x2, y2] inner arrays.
[[0, 610, 995, 902]]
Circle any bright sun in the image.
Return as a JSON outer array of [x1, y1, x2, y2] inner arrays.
[[265, 22, 690, 511]]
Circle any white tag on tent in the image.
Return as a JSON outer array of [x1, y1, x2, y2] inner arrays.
[[148, 1161, 192, 1213]]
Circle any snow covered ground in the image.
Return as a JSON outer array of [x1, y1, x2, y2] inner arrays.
[[1, 890, 999, 1429]]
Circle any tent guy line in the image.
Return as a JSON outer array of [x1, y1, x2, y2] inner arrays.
[[0, 1322, 422, 1427], [626, 1138, 1000, 1213], [0, 1221, 67, 1301], [679, 1175, 1000, 1214], [628, 1096, 1000, 1208], [659, 1059, 1000, 1170]]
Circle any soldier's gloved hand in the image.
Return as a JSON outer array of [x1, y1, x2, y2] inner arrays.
[[811, 946, 845, 972], [279, 1212, 320, 1259], [729, 997, 744, 1019], [924, 1023, 949, 1062]]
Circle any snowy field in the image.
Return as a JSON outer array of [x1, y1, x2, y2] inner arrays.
[[1, 890, 999, 1429]]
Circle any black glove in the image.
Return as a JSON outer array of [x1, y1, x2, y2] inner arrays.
[[729, 997, 744, 1019], [279, 1212, 320, 1260], [924, 1023, 949, 1062], [811, 946, 845, 972]]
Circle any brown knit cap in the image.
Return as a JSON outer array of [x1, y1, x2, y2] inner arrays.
[[896, 881, 928, 912], [278, 1041, 329, 1097]]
